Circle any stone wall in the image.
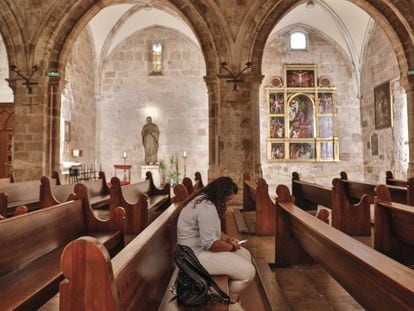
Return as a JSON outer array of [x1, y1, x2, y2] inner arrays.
[[0, 36, 13, 102], [260, 29, 364, 187], [360, 23, 407, 182], [61, 28, 97, 167], [97, 26, 208, 184]]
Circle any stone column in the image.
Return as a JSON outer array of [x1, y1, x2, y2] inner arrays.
[[48, 77, 66, 174], [406, 79, 414, 177], [205, 72, 263, 186], [9, 76, 49, 181], [205, 75, 221, 181]]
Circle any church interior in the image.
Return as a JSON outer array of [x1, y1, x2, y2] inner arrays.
[[0, 0, 414, 310]]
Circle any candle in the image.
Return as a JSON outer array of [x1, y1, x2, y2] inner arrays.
[[123, 151, 127, 158], [183, 151, 187, 157]]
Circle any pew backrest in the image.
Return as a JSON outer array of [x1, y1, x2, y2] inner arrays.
[[375, 185, 414, 266], [292, 172, 331, 210], [182, 177, 194, 195], [276, 184, 414, 310], [385, 171, 407, 187], [0, 178, 57, 217], [194, 171, 204, 191], [0, 199, 86, 277], [243, 172, 256, 211]]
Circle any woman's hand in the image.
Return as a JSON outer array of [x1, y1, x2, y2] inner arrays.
[[227, 237, 241, 251]]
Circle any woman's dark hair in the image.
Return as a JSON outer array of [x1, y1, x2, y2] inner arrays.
[[195, 176, 238, 214]]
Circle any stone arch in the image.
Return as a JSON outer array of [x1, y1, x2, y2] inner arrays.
[[0, 1, 27, 87], [31, 0, 226, 79], [244, 0, 413, 90]]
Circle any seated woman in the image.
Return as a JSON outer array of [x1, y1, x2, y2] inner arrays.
[[177, 177, 255, 310]]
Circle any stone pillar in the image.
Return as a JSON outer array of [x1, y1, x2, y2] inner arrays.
[[406, 82, 414, 177], [9, 76, 49, 181], [205, 75, 221, 181], [48, 77, 65, 174], [205, 72, 263, 186]]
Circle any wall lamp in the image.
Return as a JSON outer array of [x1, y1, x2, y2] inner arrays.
[[9, 64, 39, 94], [220, 61, 252, 91]]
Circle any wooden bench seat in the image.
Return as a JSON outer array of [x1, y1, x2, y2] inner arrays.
[[275, 184, 414, 310], [0, 183, 124, 310], [0, 178, 58, 217]]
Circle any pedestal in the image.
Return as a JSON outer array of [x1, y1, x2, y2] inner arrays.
[[114, 164, 132, 183], [141, 165, 160, 186]]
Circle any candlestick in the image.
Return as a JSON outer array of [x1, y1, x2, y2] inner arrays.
[[122, 151, 127, 158], [182, 152, 187, 177]]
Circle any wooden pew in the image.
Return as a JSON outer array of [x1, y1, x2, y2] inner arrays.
[[60, 190, 229, 311], [375, 185, 414, 267], [275, 184, 414, 310], [337, 171, 414, 235], [292, 171, 331, 213], [340, 171, 411, 206], [385, 171, 407, 187], [182, 177, 194, 195], [109, 174, 170, 235], [240, 173, 276, 235], [292, 171, 371, 235], [0, 183, 124, 310], [0, 177, 58, 217], [39, 172, 110, 210], [172, 183, 189, 203], [182, 172, 204, 195], [194, 171, 204, 191], [243, 172, 256, 211]]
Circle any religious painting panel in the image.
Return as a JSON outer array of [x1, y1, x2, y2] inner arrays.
[[269, 117, 285, 138], [269, 92, 284, 114], [320, 142, 334, 160], [285, 65, 316, 88], [318, 116, 333, 138], [289, 142, 315, 160], [269, 142, 285, 160], [374, 81, 392, 130], [289, 94, 314, 139], [318, 93, 333, 114]]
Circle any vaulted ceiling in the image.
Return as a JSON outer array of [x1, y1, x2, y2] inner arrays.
[[87, 0, 372, 69]]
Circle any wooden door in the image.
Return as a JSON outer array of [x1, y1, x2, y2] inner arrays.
[[0, 107, 13, 178]]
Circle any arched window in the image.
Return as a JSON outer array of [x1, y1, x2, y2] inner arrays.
[[151, 42, 163, 75], [290, 31, 307, 50]]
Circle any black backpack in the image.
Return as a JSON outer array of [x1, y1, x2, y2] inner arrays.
[[172, 244, 233, 307]]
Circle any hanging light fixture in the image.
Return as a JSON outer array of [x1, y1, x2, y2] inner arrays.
[[306, 0, 315, 9]]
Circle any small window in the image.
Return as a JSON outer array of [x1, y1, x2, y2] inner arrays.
[[290, 31, 307, 50], [151, 42, 163, 75]]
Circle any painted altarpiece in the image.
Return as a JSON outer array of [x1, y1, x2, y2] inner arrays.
[[266, 64, 339, 162]]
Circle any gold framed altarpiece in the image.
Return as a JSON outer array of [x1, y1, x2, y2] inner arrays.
[[266, 64, 339, 162]]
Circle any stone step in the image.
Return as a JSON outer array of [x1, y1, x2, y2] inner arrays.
[[254, 257, 290, 311]]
